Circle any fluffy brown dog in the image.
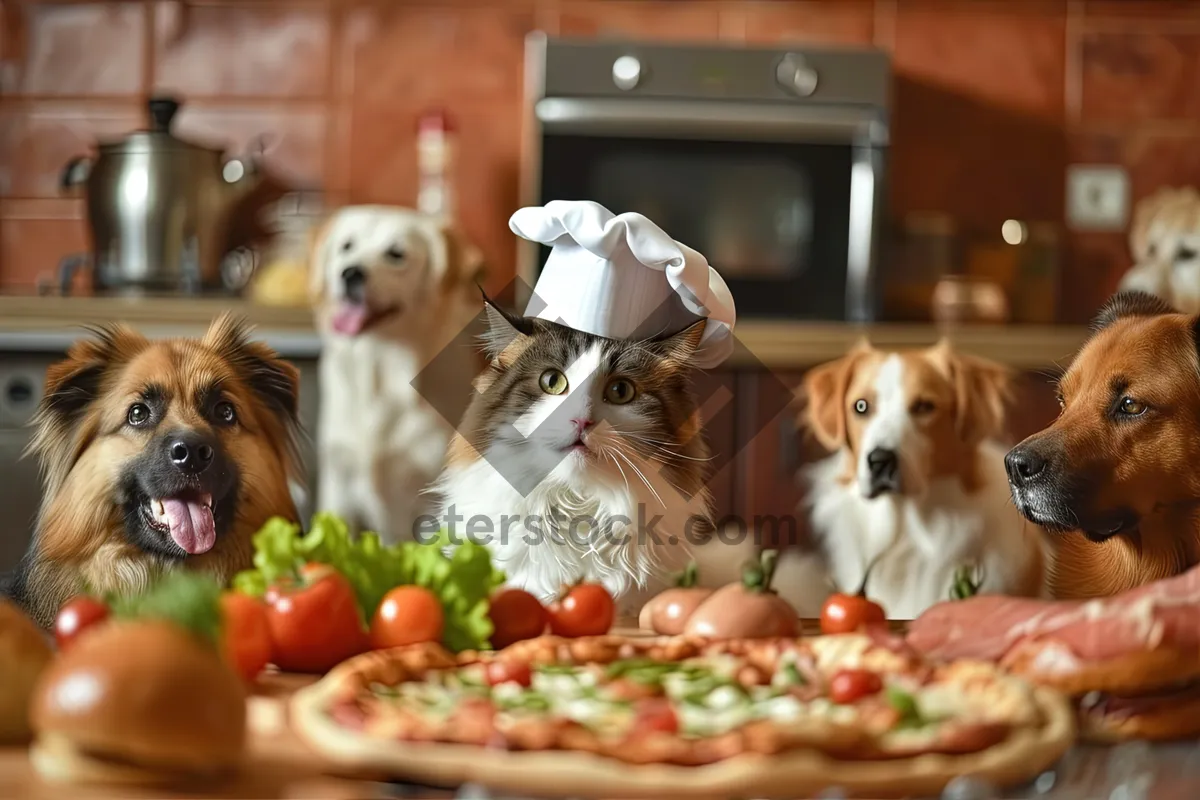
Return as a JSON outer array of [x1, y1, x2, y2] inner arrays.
[[3, 314, 302, 627], [1005, 291, 1200, 598]]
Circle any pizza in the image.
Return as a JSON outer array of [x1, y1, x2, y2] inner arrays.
[[291, 633, 1075, 798]]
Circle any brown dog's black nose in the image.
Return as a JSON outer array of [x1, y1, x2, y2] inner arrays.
[[169, 434, 215, 475], [1005, 447, 1046, 486], [341, 266, 366, 303]]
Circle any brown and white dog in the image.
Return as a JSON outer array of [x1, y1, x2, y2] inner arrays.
[[776, 340, 1049, 618], [1006, 291, 1200, 598], [2, 315, 302, 628], [311, 205, 484, 543]]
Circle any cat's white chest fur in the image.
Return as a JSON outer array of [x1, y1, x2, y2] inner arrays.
[[435, 456, 703, 614]]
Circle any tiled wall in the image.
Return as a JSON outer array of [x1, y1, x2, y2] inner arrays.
[[2, 1, 1199, 320]]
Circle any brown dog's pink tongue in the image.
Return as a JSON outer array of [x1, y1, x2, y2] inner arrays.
[[162, 499, 216, 555], [331, 302, 369, 335]]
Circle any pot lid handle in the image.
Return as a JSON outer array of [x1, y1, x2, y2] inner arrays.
[[148, 96, 181, 133]]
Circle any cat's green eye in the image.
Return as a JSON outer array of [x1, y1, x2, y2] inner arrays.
[[604, 378, 637, 405], [539, 368, 569, 396]]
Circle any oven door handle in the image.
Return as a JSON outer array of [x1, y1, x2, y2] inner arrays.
[[535, 98, 887, 145]]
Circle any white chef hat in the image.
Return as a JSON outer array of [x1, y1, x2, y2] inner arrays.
[[510, 200, 736, 369]]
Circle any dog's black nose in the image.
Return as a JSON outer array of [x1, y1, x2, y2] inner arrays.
[[1005, 447, 1047, 486], [341, 266, 366, 303], [866, 448, 898, 481], [169, 434, 215, 475]]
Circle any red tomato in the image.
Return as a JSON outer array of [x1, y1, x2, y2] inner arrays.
[[264, 563, 367, 673], [488, 588, 548, 649], [548, 583, 615, 638], [220, 592, 273, 683], [54, 596, 109, 650], [634, 699, 679, 735], [820, 593, 887, 635], [485, 660, 533, 688], [370, 586, 445, 650], [828, 669, 883, 704]]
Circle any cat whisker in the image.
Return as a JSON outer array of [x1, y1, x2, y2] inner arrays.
[[610, 446, 666, 508]]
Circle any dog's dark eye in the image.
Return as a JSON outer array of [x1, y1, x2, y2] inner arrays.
[[127, 403, 151, 426], [340, 240, 353, 253], [214, 401, 237, 425], [853, 398, 869, 415], [1177, 246, 1198, 263], [385, 246, 406, 262], [1118, 396, 1148, 416], [911, 399, 936, 416]]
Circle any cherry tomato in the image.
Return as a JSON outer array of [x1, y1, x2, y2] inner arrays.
[[220, 592, 273, 683], [634, 699, 679, 735], [548, 583, 615, 638], [264, 563, 368, 673], [488, 588, 548, 649], [54, 596, 109, 650], [370, 586, 445, 650], [485, 660, 533, 688], [820, 593, 887, 635], [828, 669, 883, 704]]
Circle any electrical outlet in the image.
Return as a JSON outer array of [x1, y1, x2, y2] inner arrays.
[[1066, 164, 1130, 231]]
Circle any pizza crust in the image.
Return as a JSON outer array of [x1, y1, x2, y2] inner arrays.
[[291, 636, 1076, 798], [292, 682, 1073, 798]]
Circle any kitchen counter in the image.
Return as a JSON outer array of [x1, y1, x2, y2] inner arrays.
[[0, 296, 1089, 369]]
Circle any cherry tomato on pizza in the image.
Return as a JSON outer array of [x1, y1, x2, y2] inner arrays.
[[634, 698, 679, 735], [54, 596, 110, 650], [488, 588, 548, 649], [549, 582, 615, 638], [264, 563, 368, 673], [370, 586, 445, 650], [820, 593, 887, 635], [220, 592, 273, 682], [829, 669, 883, 704], [485, 659, 533, 688]]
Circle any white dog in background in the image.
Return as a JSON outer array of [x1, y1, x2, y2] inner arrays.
[[311, 205, 484, 542], [1118, 187, 1200, 314]]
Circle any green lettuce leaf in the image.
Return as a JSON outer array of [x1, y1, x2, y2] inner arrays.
[[231, 512, 505, 652]]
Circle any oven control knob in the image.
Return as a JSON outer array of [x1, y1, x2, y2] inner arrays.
[[776, 53, 818, 97], [612, 55, 642, 91]]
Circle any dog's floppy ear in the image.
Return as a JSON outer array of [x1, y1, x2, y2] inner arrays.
[[802, 339, 871, 452], [422, 218, 485, 298], [933, 339, 1012, 445], [307, 215, 337, 302], [29, 324, 147, 491]]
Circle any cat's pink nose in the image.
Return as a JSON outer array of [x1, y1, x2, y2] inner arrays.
[[571, 418, 594, 433]]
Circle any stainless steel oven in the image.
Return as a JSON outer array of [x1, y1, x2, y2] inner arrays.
[[520, 36, 890, 322]]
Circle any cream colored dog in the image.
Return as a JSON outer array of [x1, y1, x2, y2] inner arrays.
[[1118, 187, 1200, 314], [311, 206, 483, 542]]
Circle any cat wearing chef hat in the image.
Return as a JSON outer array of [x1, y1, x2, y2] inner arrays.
[[431, 200, 750, 612]]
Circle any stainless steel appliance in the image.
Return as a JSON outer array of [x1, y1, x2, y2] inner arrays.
[[522, 37, 890, 322], [59, 96, 263, 296]]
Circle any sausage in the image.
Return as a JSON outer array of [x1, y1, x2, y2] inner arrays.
[[637, 588, 714, 635]]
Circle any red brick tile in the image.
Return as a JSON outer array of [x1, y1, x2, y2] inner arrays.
[[153, 2, 331, 99], [339, 4, 534, 105], [739, 0, 875, 46], [551, 1, 722, 42], [0, 103, 144, 198], [1080, 31, 1200, 122], [1, 3, 145, 96], [1083, 1, 1200, 18], [170, 103, 327, 190], [893, 1, 1068, 119], [0, 216, 88, 289]]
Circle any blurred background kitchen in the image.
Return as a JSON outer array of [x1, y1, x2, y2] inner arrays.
[[0, 0, 1192, 570]]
